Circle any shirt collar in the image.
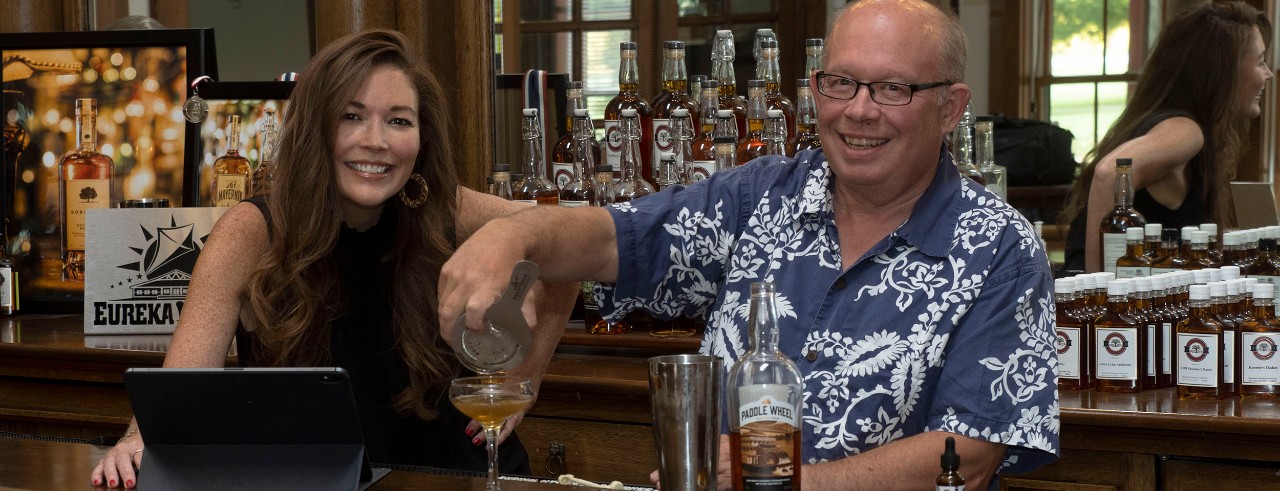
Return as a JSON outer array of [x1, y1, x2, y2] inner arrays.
[[896, 144, 963, 258]]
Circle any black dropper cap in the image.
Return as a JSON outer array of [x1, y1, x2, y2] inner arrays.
[[1116, 157, 1133, 168], [941, 436, 960, 470]]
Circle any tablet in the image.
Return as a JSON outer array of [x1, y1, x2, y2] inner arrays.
[[125, 367, 387, 491]]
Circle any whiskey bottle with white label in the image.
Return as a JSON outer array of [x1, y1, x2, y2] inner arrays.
[[211, 115, 251, 207], [1099, 158, 1145, 273], [58, 98, 114, 280]]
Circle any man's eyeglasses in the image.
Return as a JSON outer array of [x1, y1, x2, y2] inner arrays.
[[814, 71, 953, 106]]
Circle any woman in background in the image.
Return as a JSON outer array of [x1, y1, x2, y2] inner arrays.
[[1061, 1, 1273, 273], [91, 29, 575, 489]]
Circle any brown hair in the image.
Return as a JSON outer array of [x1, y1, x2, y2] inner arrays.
[[1060, 1, 1271, 228], [247, 29, 460, 420]]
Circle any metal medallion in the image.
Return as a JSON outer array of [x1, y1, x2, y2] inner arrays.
[[183, 95, 208, 123]]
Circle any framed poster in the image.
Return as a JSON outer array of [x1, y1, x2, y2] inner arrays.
[[0, 29, 217, 311], [183, 80, 293, 207]]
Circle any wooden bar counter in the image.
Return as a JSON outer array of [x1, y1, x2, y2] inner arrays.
[[5, 315, 1280, 489]]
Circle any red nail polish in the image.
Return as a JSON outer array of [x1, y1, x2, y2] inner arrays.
[[472, 436, 482, 446], [126, 480, 134, 488], [109, 480, 116, 487], [465, 426, 475, 436], [93, 479, 100, 486]]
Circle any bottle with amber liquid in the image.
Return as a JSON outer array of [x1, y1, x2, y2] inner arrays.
[[614, 109, 656, 203], [1099, 158, 1145, 274], [714, 110, 739, 173], [1245, 238, 1280, 298], [755, 37, 795, 142], [1095, 279, 1147, 393], [1177, 284, 1225, 399], [58, 98, 114, 280], [689, 80, 721, 181], [1142, 224, 1164, 265], [491, 164, 514, 200], [787, 79, 821, 156], [212, 115, 252, 207], [763, 109, 787, 157], [1151, 228, 1187, 274], [936, 436, 965, 491], [604, 42, 653, 181], [560, 109, 598, 208], [690, 75, 707, 107], [651, 41, 699, 176], [586, 164, 630, 335], [1186, 231, 1221, 270], [1056, 277, 1092, 390], [1153, 274, 1178, 388], [951, 103, 984, 186], [0, 229, 17, 316], [729, 282, 803, 491], [1209, 281, 1240, 396], [1201, 223, 1223, 264], [1223, 231, 1252, 269], [551, 82, 598, 188], [1240, 282, 1280, 397], [736, 80, 768, 165], [513, 108, 560, 205], [251, 107, 279, 198], [712, 30, 748, 138], [1115, 227, 1151, 278]]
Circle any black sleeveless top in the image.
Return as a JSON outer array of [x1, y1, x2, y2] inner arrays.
[[1062, 110, 1206, 273], [237, 196, 530, 472]]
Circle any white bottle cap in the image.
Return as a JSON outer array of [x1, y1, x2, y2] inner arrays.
[[1055, 277, 1075, 294], [1192, 269, 1211, 285], [717, 109, 734, 118], [1191, 231, 1208, 245], [1225, 279, 1240, 297], [671, 108, 689, 117], [1242, 277, 1259, 294], [1189, 284, 1210, 301], [573, 108, 589, 117], [1133, 276, 1152, 292], [1221, 265, 1241, 280], [1254, 282, 1274, 299], [766, 109, 783, 118], [1223, 231, 1241, 247], [1097, 272, 1116, 285], [1126, 227, 1143, 240], [1200, 223, 1218, 235], [1107, 279, 1129, 296], [1182, 226, 1199, 238], [620, 108, 637, 118], [523, 108, 538, 117], [1150, 274, 1167, 291], [1209, 281, 1226, 298], [1177, 270, 1195, 287], [1144, 223, 1162, 236], [1206, 268, 1222, 283]]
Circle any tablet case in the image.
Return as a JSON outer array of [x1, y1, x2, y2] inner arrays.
[[125, 367, 388, 491]]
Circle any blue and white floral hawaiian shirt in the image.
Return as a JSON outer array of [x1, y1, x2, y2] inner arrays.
[[596, 147, 1059, 474]]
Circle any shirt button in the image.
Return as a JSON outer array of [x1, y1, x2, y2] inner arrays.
[[834, 278, 846, 290], [805, 350, 818, 362]]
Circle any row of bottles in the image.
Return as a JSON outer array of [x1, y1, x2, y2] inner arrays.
[[949, 103, 1006, 199], [1110, 222, 1280, 286], [1056, 268, 1280, 399]]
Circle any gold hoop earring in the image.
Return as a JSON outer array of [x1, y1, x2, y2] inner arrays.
[[399, 172, 429, 209]]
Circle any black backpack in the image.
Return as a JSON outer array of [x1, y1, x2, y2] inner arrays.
[[991, 114, 1079, 186]]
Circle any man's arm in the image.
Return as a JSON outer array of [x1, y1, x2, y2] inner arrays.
[[802, 432, 1004, 491]]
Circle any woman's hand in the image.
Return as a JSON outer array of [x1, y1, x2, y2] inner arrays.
[[90, 430, 144, 489], [463, 409, 527, 447]]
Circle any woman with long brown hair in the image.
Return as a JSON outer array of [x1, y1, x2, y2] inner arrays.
[[1061, 1, 1273, 273], [91, 29, 575, 489]]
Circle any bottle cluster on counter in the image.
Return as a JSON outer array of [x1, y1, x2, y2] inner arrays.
[[1056, 260, 1280, 399]]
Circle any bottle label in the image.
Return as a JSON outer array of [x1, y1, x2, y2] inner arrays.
[[214, 174, 247, 207], [0, 266, 12, 308], [936, 486, 965, 491], [551, 161, 574, 188], [63, 178, 111, 251], [1096, 327, 1139, 380], [1241, 332, 1280, 385], [1116, 265, 1150, 278], [1055, 326, 1081, 378], [735, 388, 798, 491], [603, 120, 623, 173], [1102, 233, 1127, 274], [737, 390, 798, 426], [1147, 324, 1157, 377], [581, 281, 597, 311], [560, 200, 589, 208], [1224, 330, 1235, 384], [1246, 275, 1280, 298], [1162, 322, 1173, 375], [1177, 332, 1219, 388], [1151, 267, 1183, 275], [513, 199, 538, 205], [653, 119, 673, 174], [690, 160, 716, 181]]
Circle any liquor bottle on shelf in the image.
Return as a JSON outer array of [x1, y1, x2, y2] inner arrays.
[[1201, 223, 1223, 263], [655, 152, 680, 192], [1132, 277, 1161, 389], [664, 107, 695, 188], [58, 98, 114, 281], [714, 110, 739, 173], [1115, 227, 1151, 278], [491, 164, 514, 200], [1056, 277, 1092, 390], [1177, 284, 1225, 399], [936, 436, 965, 491], [712, 30, 748, 138], [1142, 224, 1164, 265], [1151, 228, 1187, 274], [559, 109, 598, 208], [604, 42, 653, 181], [1186, 231, 1221, 270], [251, 107, 279, 198], [0, 229, 16, 316], [690, 75, 707, 107], [651, 41, 699, 177], [755, 37, 795, 141], [951, 103, 984, 186], [513, 108, 560, 205], [1095, 279, 1147, 393], [1099, 158, 1146, 274], [736, 80, 768, 165], [586, 163, 630, 335], [728, 282, 803, 491], [212, 115, 252, 207], [689, 80, 721, 181], [974, 116, 1006, 199], [1153, 274, 1178, 388], [804, 38, 823, 79], [614, 109, 656, 203], [1246, 238, 1280, 298], [788, 79, 821, 155], [1210, 281, 1240, 397], [763, 109, 787, 157], [1224, 232, 1252, 269], [1240, 282, 1280, 398], [551, 82, 598, 189]]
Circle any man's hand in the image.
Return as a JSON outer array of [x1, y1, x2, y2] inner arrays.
[[649, 434, 733, 490], [439, 217, 535, 348]]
